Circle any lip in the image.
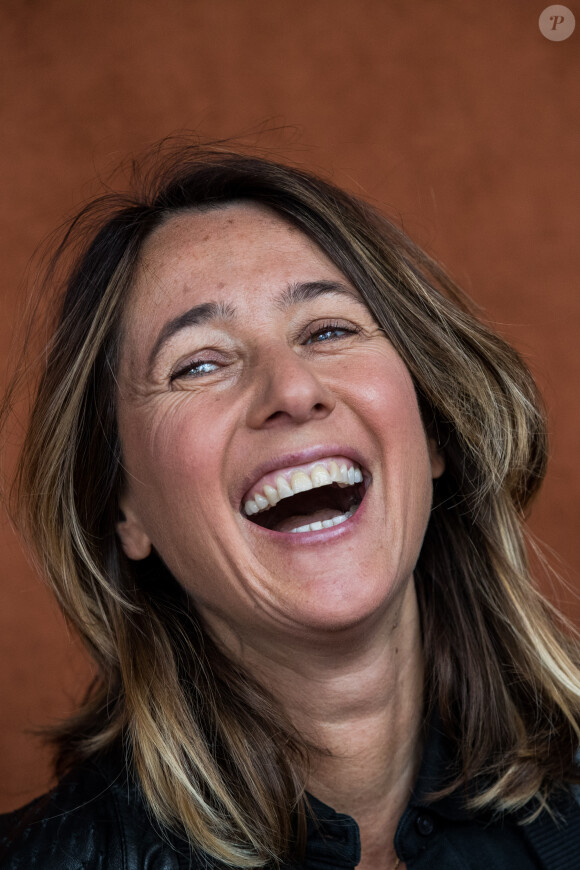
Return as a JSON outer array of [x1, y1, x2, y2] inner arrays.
[[242, 477, 370, 545], [234, 444, 371, 509]]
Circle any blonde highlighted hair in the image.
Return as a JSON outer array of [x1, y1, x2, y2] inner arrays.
[[2, 140, 580, 866]]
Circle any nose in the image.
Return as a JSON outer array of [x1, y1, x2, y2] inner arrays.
[[245, 345, 336, 430]]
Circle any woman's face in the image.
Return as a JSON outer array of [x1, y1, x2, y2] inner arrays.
[[116, 203, 443, 648]]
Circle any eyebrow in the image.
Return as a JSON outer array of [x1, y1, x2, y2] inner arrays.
[[146, 279, 358, 376]]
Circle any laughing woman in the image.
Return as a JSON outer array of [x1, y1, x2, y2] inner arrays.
[[1, 145, 580, 870]]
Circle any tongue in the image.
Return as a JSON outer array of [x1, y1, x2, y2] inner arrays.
[[274, 507, 346, 533]]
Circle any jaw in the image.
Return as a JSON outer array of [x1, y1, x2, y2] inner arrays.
[[160, 472, 416, 656], [149, 449, 419, 642], [230, 479, 408, 630]]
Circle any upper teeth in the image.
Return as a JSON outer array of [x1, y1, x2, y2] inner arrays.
[[244, 460, 363, 517]]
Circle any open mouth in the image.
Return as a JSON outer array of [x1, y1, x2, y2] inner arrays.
[[242, 458, 367, 534]]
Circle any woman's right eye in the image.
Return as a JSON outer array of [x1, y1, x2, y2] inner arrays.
[[170, 360, 220, 381]]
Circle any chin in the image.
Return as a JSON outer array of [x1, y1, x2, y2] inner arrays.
[[268, 574, 403, 639]]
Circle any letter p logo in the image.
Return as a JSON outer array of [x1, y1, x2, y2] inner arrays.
[[539, 5, 576, 40]]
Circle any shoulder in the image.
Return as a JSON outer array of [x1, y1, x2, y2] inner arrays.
[[0, 752, 206, 870]]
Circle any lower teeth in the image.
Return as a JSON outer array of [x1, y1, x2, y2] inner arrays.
[[289, 506, 355, 534]]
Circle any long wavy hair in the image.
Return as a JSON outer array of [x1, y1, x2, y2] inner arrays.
[[2, 141, 580, 867]]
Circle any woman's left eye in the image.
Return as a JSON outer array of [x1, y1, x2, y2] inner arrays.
[[304, 323, 357, 344]]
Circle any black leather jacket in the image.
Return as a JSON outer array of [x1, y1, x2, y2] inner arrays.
[[2, 728, 580, 869]]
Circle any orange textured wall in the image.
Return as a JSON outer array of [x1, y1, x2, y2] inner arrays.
[[1, 0, 578, 810]]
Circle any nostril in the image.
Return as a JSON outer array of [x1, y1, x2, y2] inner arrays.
[[265, 410, 286, 423]]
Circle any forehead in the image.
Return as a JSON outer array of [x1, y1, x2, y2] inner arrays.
[[133, 202, 344, 307]]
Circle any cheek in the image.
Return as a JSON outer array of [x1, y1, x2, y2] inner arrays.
[[120, 401, 225, 537], [347, 356, 426, 454], [350, 359, 434, 522]]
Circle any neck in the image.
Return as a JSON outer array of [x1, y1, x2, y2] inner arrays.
[[212, 578, 424, 868]]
